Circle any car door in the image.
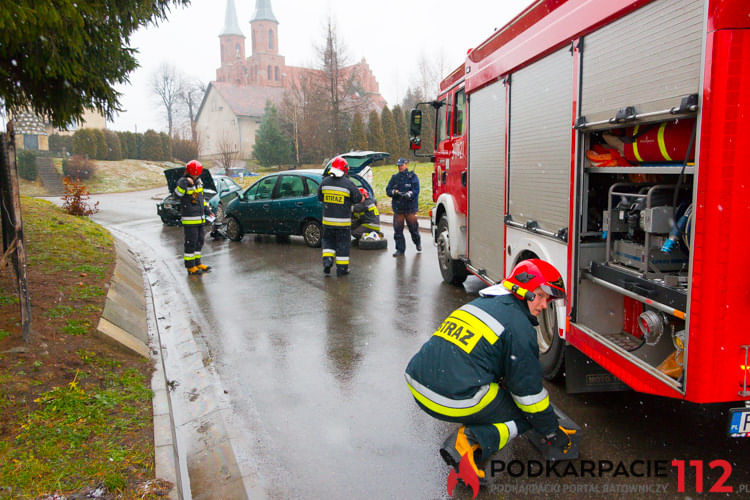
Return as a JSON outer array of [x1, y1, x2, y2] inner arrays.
[[272, 174, 315, 234], [238, 175, 278, 234]]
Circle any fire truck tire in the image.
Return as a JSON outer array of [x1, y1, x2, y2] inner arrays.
[[437, 217, 467, 286], [537, 300, 565, 380]]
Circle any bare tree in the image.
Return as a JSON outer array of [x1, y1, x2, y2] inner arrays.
[[151, 63, 184, 138], [317, 17, 353, 156], [415, 50, 447, 100], [179, 79, 205, 143], [215, 132, 239, 173]]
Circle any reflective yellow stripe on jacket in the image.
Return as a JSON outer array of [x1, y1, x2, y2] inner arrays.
[[405, 373, 500, 417]]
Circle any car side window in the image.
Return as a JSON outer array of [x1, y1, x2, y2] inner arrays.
[[243, 182, 260, 201], [255, 176, 277, 200], [304, 177, 319, 195], [276, 175, 305, 199]]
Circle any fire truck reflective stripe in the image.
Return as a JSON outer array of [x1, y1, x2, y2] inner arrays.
[[405, 373, 499, 416], [657, 122, 672, 161], [632, 125, 644, 162], [493, 421, 518, 449], [335, 257, 349, 264], [323, 217, 351, 226], [322, 249, 335, 257], [460, 304, 505, 344], [511, 389, 550, 413]]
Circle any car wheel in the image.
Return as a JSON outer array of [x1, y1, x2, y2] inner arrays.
[[225, 216, 243, 242], [437, 217, 467, 285], [302, 220, 322, 247], [538, 299, 565, 381], [216, 203, 226, 223]]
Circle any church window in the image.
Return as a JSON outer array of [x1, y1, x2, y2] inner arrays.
[[275, 66, 279, 81], [267, 66, 271, 80], [268, 29, 274, 50], [252, 31, 256, 50], [235, 44, 240, 58]]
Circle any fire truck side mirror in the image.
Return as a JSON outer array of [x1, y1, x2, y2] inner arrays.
[[409, 109, 422, 151]]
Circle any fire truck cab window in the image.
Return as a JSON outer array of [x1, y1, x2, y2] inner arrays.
[[436, 99, 448, 143], [452, 90, 465, 136]]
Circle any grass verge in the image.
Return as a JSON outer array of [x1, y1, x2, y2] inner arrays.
[[0, 197, 165, 498]]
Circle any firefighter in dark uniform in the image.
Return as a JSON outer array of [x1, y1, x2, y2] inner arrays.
[[405, 259, 576, 482], [351, 188, 381, 241], [175, 160, 213, 276], [317, 157, 362, 276], [386, 157, 421, 256]]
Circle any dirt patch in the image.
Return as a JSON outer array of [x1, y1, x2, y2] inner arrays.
[[0, 198, 167, 498]]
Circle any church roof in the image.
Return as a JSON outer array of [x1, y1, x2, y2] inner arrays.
[[220, 0, 244, 37], [200, 82, 286, 120], [251, 0, 278, 23]]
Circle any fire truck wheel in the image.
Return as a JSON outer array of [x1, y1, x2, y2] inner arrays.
[[437, 217, 467, 285], [537, 299, 565, 380]]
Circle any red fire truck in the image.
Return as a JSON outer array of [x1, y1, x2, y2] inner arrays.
[[409, 0, 750, 426]]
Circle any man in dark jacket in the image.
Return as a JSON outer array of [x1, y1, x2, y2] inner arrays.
[[405, 259, 575, 482], [317, 157, 362, 276], [175, 160, 213, 276], [386, 157, 421, 257]]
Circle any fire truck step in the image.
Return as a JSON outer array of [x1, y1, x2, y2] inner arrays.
[[524, 404, 581, 461]]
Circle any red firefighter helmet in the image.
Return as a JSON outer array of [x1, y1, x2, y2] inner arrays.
[[330, 156, 349, 177], [186, 160, 203, 177], [503, 259, 566, 301], [358, 188, 369, 199]]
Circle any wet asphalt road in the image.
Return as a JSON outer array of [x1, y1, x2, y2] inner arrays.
[[84, 188, 750, 499]]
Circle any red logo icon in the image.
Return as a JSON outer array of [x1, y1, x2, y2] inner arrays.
[[447, 453, 480, 498]]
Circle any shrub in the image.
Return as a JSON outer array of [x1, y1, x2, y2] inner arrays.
[[142, 130, 163, 161], [62, 177, 99, 216], [16, 150, 37, 181], [62, 155, 95, 180], [172, 138, 199, 163], [160, 132, 172, 161]]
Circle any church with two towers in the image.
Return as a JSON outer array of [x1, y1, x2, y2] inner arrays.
[[195, 0, 385, 160]]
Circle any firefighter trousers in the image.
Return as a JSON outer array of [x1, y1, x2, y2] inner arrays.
[[322, 226, 351, 273], [410, 382, 531, 461], [393, 213, 421, 253], [183, 224, 205, 268]]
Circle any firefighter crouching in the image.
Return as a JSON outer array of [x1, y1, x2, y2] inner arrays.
[[351, 188, 382, 242], [404, 259, 576, 482], [175, 160, 213, 276], [317, 157, 362, 276]]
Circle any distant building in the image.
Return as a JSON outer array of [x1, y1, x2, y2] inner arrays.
[[12, 108, 107, 152], [195, 0, 386, 160]]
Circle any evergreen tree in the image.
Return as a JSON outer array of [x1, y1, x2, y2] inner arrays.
[[72, 129, 97, 158], [0, 1, 190, 128], [159, 132, 172, 161], [92, 129, 107, 160], [348, 112, 368, 151], [103, 130, 122, 161], [392, 104, 408, 160], [142, 130, 163, 161], [367, 110, 385, 154], [253, 102, 294, 167], [116, 131, 129, 159], [126, 132, 138, 160], [380, 106, 398, 157]]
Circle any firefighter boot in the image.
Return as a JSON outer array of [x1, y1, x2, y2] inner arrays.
[[440, 426, 487, 484], [197, 264, 212, 273], [187, 266, 203, 276]]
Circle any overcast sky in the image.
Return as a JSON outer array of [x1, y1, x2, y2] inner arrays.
[[111, 0, 532, 133]]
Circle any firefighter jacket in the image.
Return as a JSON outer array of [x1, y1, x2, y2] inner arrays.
[[405, 290, 558, 435], [317, 174, 362, 227], [386, 169, 420, 214], [352, 197, 381, 232], [175, 176, 209, 225]]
